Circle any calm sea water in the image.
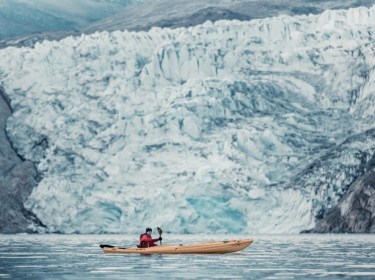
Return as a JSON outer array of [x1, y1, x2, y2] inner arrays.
[[0, 234, 374, 279]]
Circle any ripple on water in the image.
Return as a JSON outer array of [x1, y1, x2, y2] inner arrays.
[[0, 234, 375, 279]]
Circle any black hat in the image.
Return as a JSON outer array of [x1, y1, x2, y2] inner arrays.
[[146, 227, 152, 232]]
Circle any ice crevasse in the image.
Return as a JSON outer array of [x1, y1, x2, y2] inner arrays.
[[1, 5, 375, 233]]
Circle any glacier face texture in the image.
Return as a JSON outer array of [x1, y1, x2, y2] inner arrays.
[[1, 6, 375, 234]]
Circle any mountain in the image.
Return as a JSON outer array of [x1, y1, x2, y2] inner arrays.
[[82, 0, 375, 34], [3, 0, 374, 49], [0, 5, 375, 234], [0, 0, 149, 40]]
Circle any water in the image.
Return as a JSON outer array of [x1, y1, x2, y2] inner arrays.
[[0, 234, 374, 279]]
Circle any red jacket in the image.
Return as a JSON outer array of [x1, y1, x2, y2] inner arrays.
[[139, 234, 159, 247]]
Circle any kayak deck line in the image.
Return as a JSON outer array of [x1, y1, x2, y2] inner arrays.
[[101, 239, 254, 254]]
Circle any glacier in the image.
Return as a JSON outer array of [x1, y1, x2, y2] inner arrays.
[[0, 5, 375, 234]]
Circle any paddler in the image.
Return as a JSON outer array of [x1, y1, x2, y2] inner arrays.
[[138, 227, 162, 248]]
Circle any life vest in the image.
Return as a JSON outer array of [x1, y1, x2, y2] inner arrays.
[[138, 233, 159, 247]]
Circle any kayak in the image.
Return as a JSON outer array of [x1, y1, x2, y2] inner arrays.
[[101, 239, 253, 255], [100, 239, 253, 254]]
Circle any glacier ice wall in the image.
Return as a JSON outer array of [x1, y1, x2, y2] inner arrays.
[[1, 5, 375, 233]]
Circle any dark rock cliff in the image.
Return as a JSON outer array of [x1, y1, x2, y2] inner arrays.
[[303, 157, 375, 233], [0, 86, 44, 233]]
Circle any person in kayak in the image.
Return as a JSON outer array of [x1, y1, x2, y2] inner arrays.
[[138, 227, 162, 248]]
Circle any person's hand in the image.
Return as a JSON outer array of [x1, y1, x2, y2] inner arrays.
[[158, 237, 162, 241]]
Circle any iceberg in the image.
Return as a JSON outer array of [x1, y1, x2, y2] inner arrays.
[[0, 5, 375, 233]]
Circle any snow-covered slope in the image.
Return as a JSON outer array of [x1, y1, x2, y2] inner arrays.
[[1, 5, 375, 234], [0, 0, 148, 40]]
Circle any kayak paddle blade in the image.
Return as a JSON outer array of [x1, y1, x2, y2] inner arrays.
[[100, 244, 115, 248]]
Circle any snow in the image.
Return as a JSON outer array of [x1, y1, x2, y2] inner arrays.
[[1, 5, 375, 234]]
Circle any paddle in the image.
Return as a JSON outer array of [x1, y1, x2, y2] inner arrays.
[[157, 227, 163, 246], [100, 244, 114, 248], [100, 244, 127, 249]]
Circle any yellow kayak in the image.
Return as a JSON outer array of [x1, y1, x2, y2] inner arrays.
[[101, 239, 253, 254]]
